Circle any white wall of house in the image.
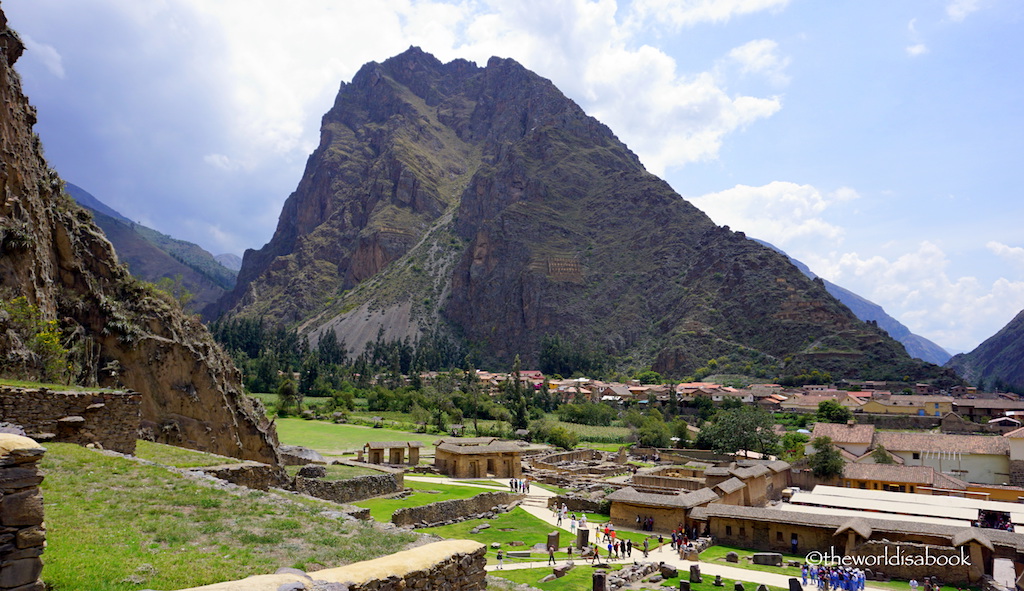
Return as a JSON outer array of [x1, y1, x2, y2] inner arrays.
[[888, 451, 1009, 485]]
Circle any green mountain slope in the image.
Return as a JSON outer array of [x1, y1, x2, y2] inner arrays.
[[947, 310, 1024, 392], [65, 182, 236, 313], [218, 47, 951, 382]]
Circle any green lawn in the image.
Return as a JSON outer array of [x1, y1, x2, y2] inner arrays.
[[353, 480, 487, 522], [417, 507, 567, 564], [40, 443, 417, 591], [490, 564, 787, 591], [133, 440, 238, 468], [273, 418, 442, 454]]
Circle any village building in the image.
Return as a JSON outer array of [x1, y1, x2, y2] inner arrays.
[[840, 462, 969, 493], [689, 504, 1019, 585], [953, 398, 1024, 422], [433, 437, 523, 478], [361, 441, 422, 466], [605, 486, 720, 533], [808, 422, 876, 457], [859, 393, 954, 416]]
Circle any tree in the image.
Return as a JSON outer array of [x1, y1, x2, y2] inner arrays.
[[505, 355, 529, 431], [871, 444, 895, 464], [808, 436, 845, 479], [276, 379, 300, 416], [694, 406, 779, 456], [779, 432, 809, 462], [817, 399, 853, 424]]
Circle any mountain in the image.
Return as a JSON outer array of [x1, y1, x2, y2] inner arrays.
[[65, 183, 236, 313], [215, 253, 242, 271], [217, 47, 952, 383], [946, 310, 1024, 392], [0, 11, 279, 464], [756, 240, 951, 365]]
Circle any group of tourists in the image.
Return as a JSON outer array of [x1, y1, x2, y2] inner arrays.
[[509, 478, 530, 493], [636, 514, 658, 531], [801, 564, 867, 591]]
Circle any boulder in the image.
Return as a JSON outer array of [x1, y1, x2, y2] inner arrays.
[[735, 583, 745, 591], [660, 564, 679, 578], [789, 578, 803, 591], [280, 445, 327, 466], [714, 575, 724, 587], [752, 552, 783, 567], [296, 464, 327, 479], [726, 551, 739, 563], [554, 564, 574, 578], [540, 574, 556, 583], [689, 565, 702, 583]]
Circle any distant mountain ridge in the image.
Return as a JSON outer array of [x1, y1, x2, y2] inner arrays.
[[215, 47, 954, 384], [756, 240, 951, 365], [947, 309, 1024, 392], [65, 183, 236, 313]]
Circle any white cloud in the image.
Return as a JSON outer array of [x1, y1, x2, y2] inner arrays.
[[987, 241, 1024, 268], [630, 0, 790, 28], [689, 181, 858, 246], [21, 34, 64, 78], [805, 242, 1024, 352], [906, 43, 929, 57], [726, 39, 790, 85], [947, 0, 982, 22]]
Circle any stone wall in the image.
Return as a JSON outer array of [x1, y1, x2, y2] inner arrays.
[[546, 494, 607, 514], [172, 539, 486, 591], [854, 414, 941, 430], [632, 474, 704, 491], [942, 413, 1018, 435], [532, 449, 603, 470], [0, 386, 140, 454], [0, 434, 46, 591], [196, 463, 287, 491], [293, 473, 403, 504], [1009, 460, 1024, 488], [392, 491, 522, 527]]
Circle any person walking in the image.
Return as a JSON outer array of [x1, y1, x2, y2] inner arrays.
[[548, 546, 556, 565], [643, 537, 649, 558], [626, 538, 632, 558], [496, 549, 504, 569]]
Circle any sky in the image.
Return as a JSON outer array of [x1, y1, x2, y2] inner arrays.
[[6, 0, 1024, 355]]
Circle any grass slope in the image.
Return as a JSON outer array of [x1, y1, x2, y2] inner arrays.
[[273, 418, 442, 455], [40, 443, 416, 590]]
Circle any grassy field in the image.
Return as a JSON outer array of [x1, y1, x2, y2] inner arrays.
[[133, 440, 240, 468], [39, 443, 417, 590], [490, 564, 788, 591], [273, 418, 442, 455], [417, 507, 568, 564], [353, 480, 489, 522]]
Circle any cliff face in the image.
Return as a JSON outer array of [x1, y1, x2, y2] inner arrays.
[[947, 310, 1024, 392], [0, 12, 279, 464], [222, 47, 944, 380]]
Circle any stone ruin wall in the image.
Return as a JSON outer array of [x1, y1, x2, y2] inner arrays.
[[0, 434, 46, 591], [632, 474, 704, 491], [172, 539, 487, 591], [531, 448, 603, 470], [0, 386, 140, 454], [293, 472, 404, 505], [546, 494, 606, 514], [392, 491, 522, 527]]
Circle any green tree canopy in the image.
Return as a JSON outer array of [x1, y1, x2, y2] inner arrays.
[[871, 444, 895, 464], [694, 406, 779, 456], [817, 399, 853, 424], [808, 436, 845, 479]]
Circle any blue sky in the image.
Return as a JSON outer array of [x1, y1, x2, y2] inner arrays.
[[6, 0, 1024, 355]]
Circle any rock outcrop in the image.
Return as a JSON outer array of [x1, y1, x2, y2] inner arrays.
[[947, 309, 1024, 392], [0, 11, 279, 464]]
